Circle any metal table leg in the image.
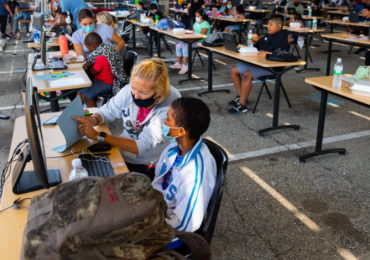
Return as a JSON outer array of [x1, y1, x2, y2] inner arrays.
[[326, 39, 333, 76], [323, 23, 340, 53], [198, 50, 230, 96], [299, 90, 346, 162], [258, 67, 300, 136], [179, 40, 204, 85], [296, 32, 320, 73]]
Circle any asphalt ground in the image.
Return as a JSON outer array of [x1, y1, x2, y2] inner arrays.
[[1, 22, 370, 260]]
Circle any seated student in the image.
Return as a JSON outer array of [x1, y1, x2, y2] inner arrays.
[[144, 4, 163, 50], [287, 12, 303, 43], [349, 6, 370, 54], [170, 8, 211, 74], [146, 3, 163, 20], [47, 11, 77, 34], [152, 97, 216, 250], [129, 1, 145, 14], [228, 14, 289, 114], [215, 0, 235, 31], [224, 5, 245, 33], [14, 0, 31, 33], [78, 33, 128, 107], [96, 11, 117, 31], [311, 0, 323, 16], [285, 0, 304, 15], [73, 58, 181, 180]]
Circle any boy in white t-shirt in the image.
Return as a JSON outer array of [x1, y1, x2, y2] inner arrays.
[[152, 97, 217, 249]]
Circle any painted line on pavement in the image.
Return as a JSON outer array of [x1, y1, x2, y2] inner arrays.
[[228, 130, 370, 161]]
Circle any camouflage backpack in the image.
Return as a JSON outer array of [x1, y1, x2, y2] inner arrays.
[[20, 172, 212, 260]]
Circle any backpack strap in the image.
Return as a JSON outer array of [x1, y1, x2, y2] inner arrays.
[[174, 230, 212, 260], [150, 230, 212, 260]]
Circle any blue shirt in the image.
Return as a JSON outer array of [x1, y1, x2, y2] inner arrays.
[[0, 0, 9, 16], [60, 0, 90, 29]]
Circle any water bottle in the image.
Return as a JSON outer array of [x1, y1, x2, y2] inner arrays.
[[312, 17, 317, 30], [322, 0, 325, 7], [69, 159, 89, 181], [247, 30, 253, 47], [155, 14, 159, 24], [33, 25, 40, 44], [308, 6, 312, 17], [332, 58, 343, 88], [59, 32, 69, 55]]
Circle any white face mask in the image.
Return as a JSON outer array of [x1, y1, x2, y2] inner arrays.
[[196, 17, 201, 23]]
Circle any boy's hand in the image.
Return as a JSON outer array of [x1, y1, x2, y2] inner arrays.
[[83, 63, 88, 70], [252, 34, 260, 44]]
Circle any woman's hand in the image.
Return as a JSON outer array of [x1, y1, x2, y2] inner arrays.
[[72, 116, 99, 140]]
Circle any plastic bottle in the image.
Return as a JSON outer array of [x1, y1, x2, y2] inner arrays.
[[247, 30, 253, 47], [59, 32, 69, 55], [69, 159, 89, 181], [332, 58, 343, 88], [33, 25, 40, 44], [312, 17, 317, 30], [155, 14, 159, 24], [307, 6, 312, 17]]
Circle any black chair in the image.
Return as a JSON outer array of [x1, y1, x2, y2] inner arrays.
[[252, 74, 292, 113], [176, 139, 228, 258], [97, 50, 137, 104]]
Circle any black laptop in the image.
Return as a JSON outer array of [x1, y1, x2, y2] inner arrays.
[[222, 32, 240, 52], [19, 2, 30, 9], [287, 7, 296, 14], [349, 12, 359, 23], [348, 4, 356, 13]]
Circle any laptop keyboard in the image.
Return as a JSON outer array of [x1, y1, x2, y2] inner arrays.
[[79, 153, 115, 178]]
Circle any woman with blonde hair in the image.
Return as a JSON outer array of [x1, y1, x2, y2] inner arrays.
[[96, 11, 117, 31], [72, 58, 181, 180]]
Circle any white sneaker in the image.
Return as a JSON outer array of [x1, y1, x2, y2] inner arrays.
[[96, 97, 104, 108], [170, 62, 183, 69], [179, 64, 188, 74]]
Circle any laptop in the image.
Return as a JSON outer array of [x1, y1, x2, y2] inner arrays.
[[287, 7, 296, 14], [167, 19, 175, 29], [348, 4, 356, 13], [19, 2, 30, 9], [349, 12, 359, 23], [222, 32, 240, 52]]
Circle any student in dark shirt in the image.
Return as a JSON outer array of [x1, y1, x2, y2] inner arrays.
[[144, 4, 163, 50], [311, 0, 322, 16], [228, 14, 289, 114], [146, 3, 163, 20], [7, 0, 18, 36]]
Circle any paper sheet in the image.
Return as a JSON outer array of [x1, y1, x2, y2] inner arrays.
[[34, 72, 76, 82], [49, 77, 85, 87], [52, 96, 85, 152]]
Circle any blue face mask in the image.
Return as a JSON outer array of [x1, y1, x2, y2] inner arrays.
[[54, 2, 60, 7], [227, 4, 233, 8], [82, 24, 95, 34], [162, 123, 183, 143]]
